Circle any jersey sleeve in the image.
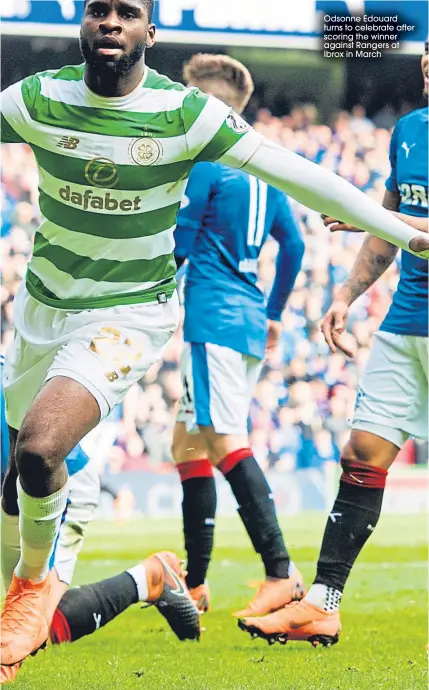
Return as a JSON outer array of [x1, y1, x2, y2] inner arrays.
[[385, 121, 399, 193], [1, 81, 30, 144], [174, 163, 217, 262], [266, 193, 305, 321], [182, 88, 262, 167]]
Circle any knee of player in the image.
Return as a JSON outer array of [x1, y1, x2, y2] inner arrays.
[[171, 437, 185, 464], [342, 430, 396, 468], [15, 431, 60, 478], [341, 439, 371, 466]]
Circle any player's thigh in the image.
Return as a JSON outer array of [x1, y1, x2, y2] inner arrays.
[[18, 294, 180, 464], [4, 287, 105, 458], [47, 294, 180, 423], [3, 284, 66, 431], [171, 422, 209, 464], [190, 343, 253, 463], [344, 430, 400, 471], [53, 457, 100, 588], [352, 331, 428, 449], [176, 342, 199, 436], [174, 344, 209, 462]]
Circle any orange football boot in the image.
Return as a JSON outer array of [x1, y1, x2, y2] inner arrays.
[[189, 584, 211, 613], [0, 663, 21, 686], [238, 598, 341, 647], [233, 570, 306, 617], [1, 572, 53, 666], [144, 552, 200, 641]]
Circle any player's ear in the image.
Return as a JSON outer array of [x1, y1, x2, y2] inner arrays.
[[146, 24, 156, 49]]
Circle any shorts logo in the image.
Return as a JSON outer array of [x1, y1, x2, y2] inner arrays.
[[84, 158, 119, 188], [130, 137, 162, 166], [89, 326, 142, 380], [57, 136, 80, 150], [226, 112, 249, 134], [354, 387, 364, 410]]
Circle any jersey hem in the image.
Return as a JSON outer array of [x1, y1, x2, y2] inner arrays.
[[184, 335, 264, 361], [379, 323, 428, 338], [26, 275, 177, 310]]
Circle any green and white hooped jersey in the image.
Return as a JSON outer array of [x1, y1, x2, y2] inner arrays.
[[1, 64, 262, 310]]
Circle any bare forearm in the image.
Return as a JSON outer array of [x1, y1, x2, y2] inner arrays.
[[391, 212, 428, 233], [338, 235, 398, 306], [337, 190, 399, 305]]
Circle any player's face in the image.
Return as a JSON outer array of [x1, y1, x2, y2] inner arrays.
[[80, 0, 155, 75], [422, 42, 428, 97]]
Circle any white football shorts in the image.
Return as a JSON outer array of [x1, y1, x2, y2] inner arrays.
[[352, 331, 428, 447], [177, 342, 262, 436], [4, 282, 180, 429]]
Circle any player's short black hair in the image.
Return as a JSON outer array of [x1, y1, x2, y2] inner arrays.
[[84, 0, 154, 22]]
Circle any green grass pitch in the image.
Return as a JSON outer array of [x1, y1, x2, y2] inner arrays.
[[13, 513, 427, 690]]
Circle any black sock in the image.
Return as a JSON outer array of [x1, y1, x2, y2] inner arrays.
[[178, 461, 217, 589], [314, 465, 386, 592], [50, 572, 138, 644], [219, 450, 290, 579]]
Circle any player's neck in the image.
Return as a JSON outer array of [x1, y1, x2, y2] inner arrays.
[[84, 60, 146, 98]]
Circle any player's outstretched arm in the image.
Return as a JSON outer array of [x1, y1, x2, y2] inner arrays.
[[241, 137, 429, 259]]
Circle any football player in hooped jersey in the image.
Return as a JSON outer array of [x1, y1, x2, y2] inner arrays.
[[239, 43, 428, 647], [172, 54, 305, 616], [1, 0, 429, 668], [1, 354, 201, 685]]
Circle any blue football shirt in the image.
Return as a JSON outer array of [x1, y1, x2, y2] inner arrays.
[[175, 162, 304, 360], [381, 107, 428, 337]]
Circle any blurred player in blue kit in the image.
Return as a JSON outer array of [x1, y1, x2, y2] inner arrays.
[[239, 42, 428, 647], [171, 54, 306, 616]]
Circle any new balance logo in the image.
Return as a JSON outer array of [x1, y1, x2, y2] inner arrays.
[[401, 141, 416, 158], [57, 136, 80, 150]]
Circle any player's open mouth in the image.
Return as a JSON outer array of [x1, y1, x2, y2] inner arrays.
[[96, 38, 123, 56], [97, 47, 122, 56]]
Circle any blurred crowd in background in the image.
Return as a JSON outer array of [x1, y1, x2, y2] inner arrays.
[[1, 103, 426, 477]]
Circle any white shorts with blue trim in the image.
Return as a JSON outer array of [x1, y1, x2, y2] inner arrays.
[[52, 457, 100, 585], [352, 331, 428, 448], [177, 342, 262, 436]]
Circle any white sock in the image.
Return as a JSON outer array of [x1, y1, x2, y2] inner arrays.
[[1, 509, 21, 590], [305, 584, 342, 613], [15, 479, 69, 583], [127, 564, 148, 601]]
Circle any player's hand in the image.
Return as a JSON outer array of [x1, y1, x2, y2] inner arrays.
[[321, 214, 364, 233], [321, 300, 355, 357], [266, 320, 283, 353]]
